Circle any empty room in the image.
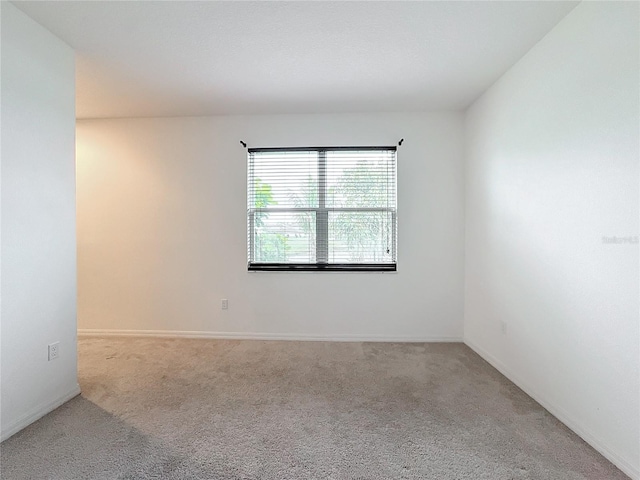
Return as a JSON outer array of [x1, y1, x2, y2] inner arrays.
[[1, 1, 638, 479]]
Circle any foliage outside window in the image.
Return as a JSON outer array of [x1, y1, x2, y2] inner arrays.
[[247, 147, 397, 271]]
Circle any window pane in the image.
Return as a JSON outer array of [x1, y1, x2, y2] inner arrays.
[[250, 151, 318, 209], [253, 211, 316, 263], [328, 211, 395, 263], [326, 151, 396, 209], [248, 148, 397, 270]]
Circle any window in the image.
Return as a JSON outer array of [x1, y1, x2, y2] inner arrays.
[[247, 147, 397, 271]]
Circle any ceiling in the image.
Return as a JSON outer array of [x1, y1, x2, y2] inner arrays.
[[13, 1, 579, 119]]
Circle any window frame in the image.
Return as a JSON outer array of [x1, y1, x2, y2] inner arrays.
[[247, 146, 397, 272]]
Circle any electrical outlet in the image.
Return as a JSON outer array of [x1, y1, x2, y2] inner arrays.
[[221, 299, 229, 310], [48, 342, 60, 361]]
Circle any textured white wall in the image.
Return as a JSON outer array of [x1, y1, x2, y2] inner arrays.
[[76, 113, 465, 341], [1, 3, 78, 440], [464, 2, 639, 478]]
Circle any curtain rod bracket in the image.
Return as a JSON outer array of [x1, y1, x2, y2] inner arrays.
[[240, 140, 247, 148], [398, 138, 404, 146]]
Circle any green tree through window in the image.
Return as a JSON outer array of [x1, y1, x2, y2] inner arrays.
[[252, 178, 290, 262]]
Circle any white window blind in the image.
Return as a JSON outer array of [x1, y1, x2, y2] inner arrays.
[[247, 147, 397, 271]]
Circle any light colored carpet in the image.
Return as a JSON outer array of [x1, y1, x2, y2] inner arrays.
[[1, 337, 628, 479]]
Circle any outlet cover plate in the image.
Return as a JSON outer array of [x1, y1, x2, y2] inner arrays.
[[48, 342, 60, 361]]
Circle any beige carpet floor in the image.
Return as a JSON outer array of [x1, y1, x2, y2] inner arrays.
[[1, 337, 628, 479]]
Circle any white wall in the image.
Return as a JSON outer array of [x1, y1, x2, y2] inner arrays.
[[464, 2, 639, 478], [1, 3, 78, 440], [76, 113, 465, 341]]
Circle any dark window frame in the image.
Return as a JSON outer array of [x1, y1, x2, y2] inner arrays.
[[247, 146, 397, 272]]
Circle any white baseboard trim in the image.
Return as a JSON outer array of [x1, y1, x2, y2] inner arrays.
[[78, 328, 462, 343], [1, 384, 81, 442], [465, 338, 639, 480]]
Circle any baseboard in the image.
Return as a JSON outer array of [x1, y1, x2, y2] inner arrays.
[[1, 384, 81, 442], [78, 328, 462, 343], [464, 338, 639, 480]]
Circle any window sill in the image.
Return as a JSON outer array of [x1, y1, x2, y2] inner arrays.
[[248, 263, 396, 272]]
